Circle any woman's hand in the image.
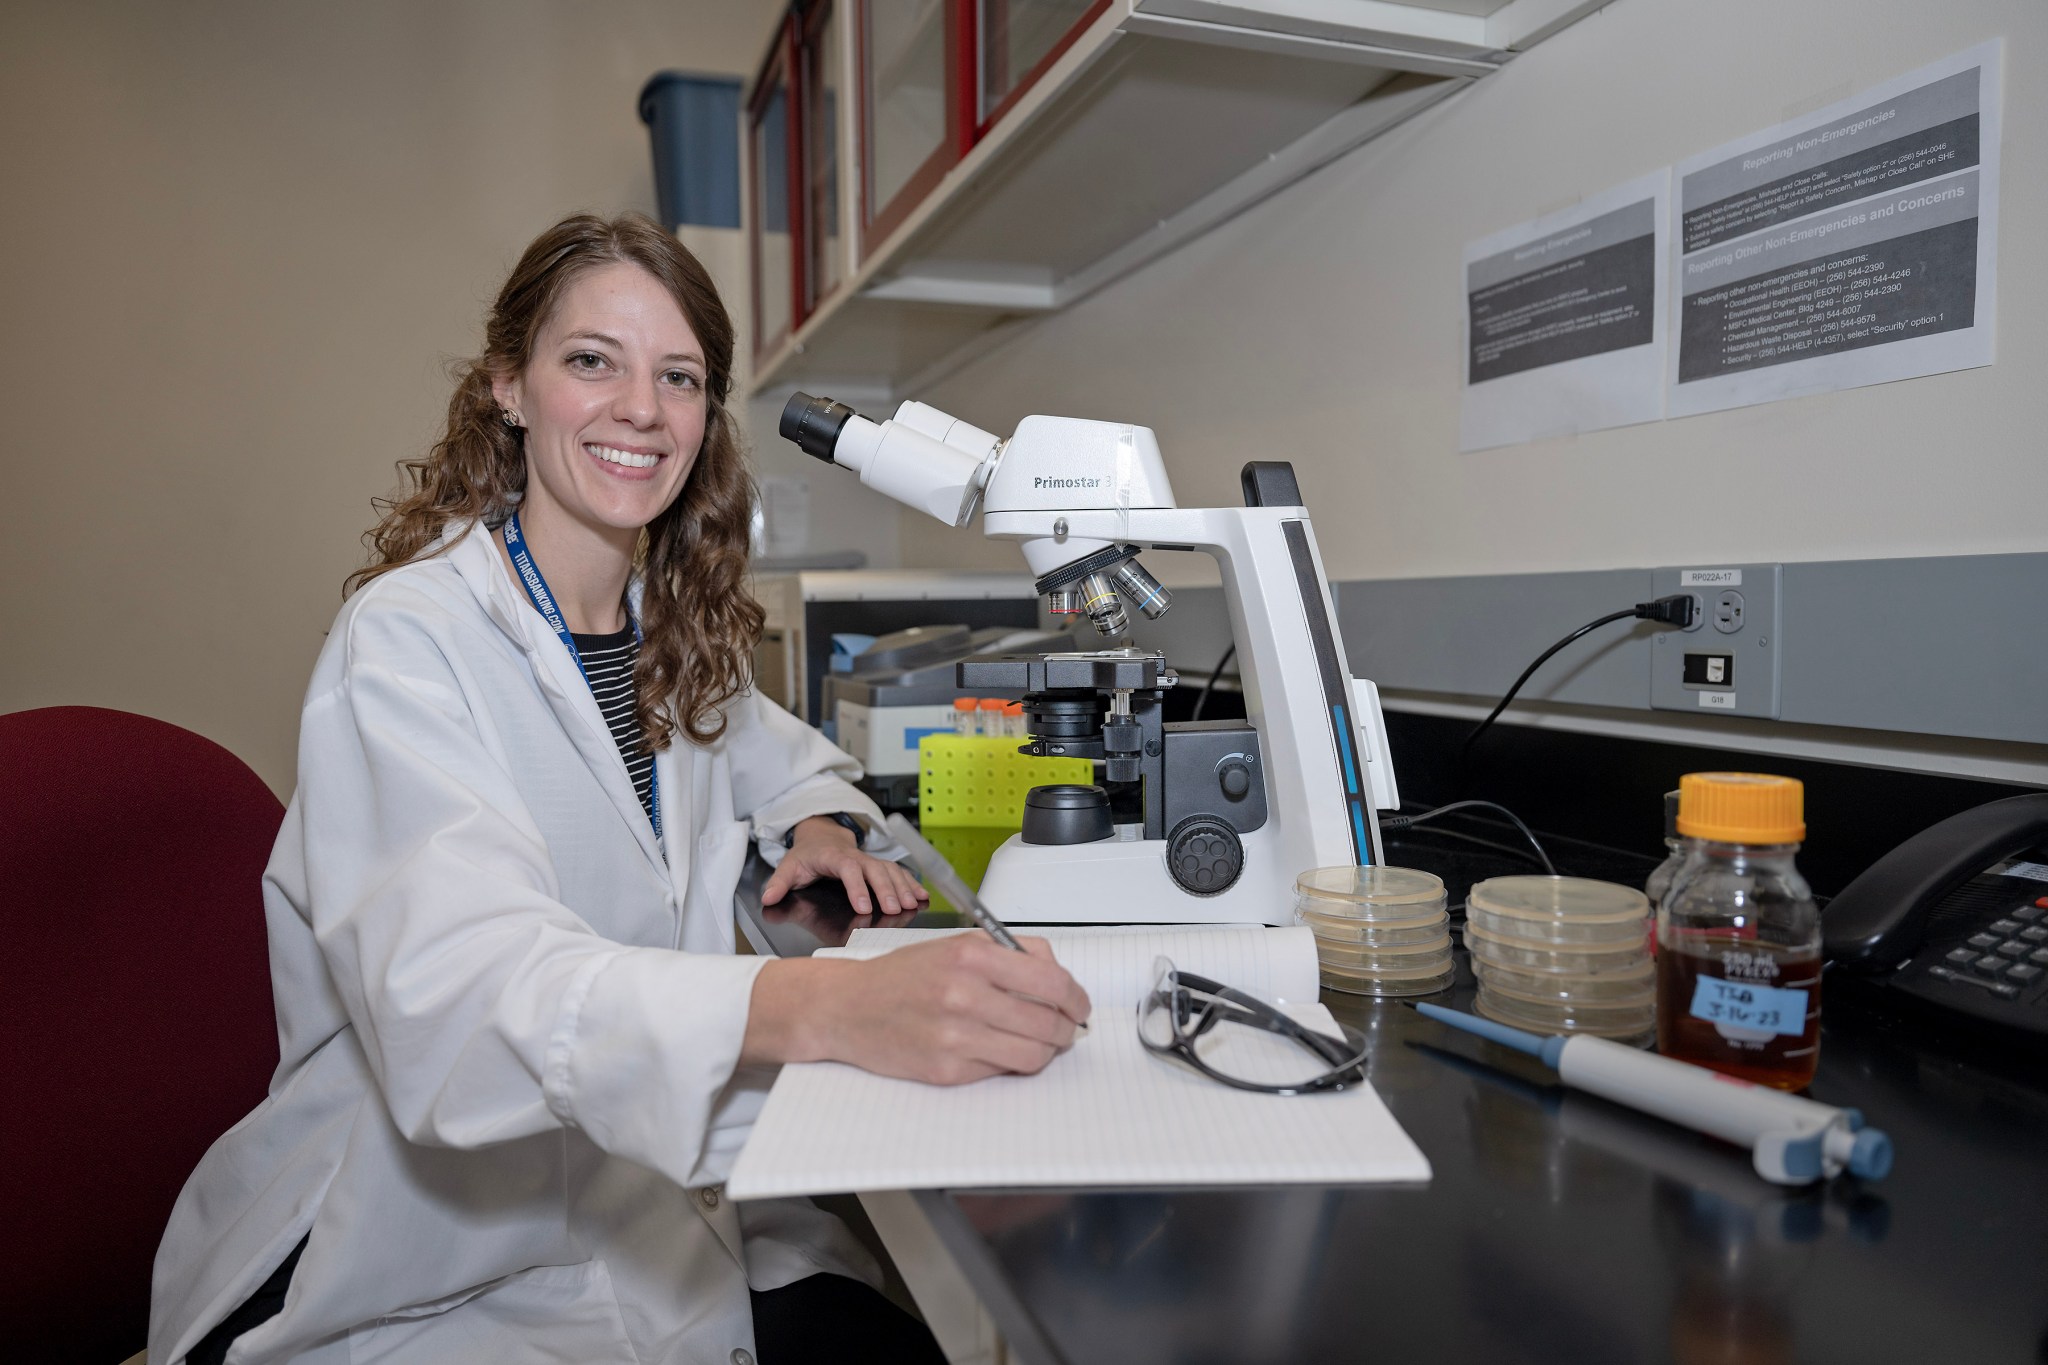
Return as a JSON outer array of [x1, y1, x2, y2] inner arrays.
[[744, 934, 1093, 1085], [761, 815, 928, 916]]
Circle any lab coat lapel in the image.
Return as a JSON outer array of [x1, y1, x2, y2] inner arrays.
[[451, 523, 670, 880]]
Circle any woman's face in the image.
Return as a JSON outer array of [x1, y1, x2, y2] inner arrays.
[[493, 261, 710, 541]]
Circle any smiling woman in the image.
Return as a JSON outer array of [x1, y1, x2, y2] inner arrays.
[[145, 213, 1091, 1365], [350, 214, 758, 752]]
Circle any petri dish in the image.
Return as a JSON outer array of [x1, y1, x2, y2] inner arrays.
[[1300, 908, 1451, 947], [1295, 865, 1447, 925], [1313, 936, 1455, 971], [1466, 875, 1650, 946], [1470, 954, 1655, 1004], [1463, 922, 1653, 975], [1475, 979, 1654, 1043], [1319, 955, 1455, 998]]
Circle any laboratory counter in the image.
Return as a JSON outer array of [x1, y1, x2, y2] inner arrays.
[[736, 851, 2048, 1365]]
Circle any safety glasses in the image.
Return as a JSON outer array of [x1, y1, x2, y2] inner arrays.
[[1137, 956, 1369, 1096]]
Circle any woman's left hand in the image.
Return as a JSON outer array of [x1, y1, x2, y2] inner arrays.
[[761, 816, 929, 916]]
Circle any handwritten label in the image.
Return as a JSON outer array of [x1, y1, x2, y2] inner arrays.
[[1681, 568, 1743, 587], [1690, 976, 1808, 1036]]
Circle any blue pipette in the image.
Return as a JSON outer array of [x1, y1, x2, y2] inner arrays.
[[1414, 1002, 1892, 1185]]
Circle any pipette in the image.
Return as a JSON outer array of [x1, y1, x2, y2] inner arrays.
[[1414, 1002, 1892, 1186]]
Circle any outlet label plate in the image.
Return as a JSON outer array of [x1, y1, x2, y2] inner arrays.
[[1652, 563, 1781, 719]]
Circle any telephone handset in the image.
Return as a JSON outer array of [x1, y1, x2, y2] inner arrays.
[[1825, 792, 2048, 1046]]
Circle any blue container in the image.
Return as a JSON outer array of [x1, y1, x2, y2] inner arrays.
[[637, 72, 741, 230]]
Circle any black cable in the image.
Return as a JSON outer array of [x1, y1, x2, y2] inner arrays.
[[1190, 642, 1236, 721], [1461, 595, 1695, 758], [1387, 824, 1552, 871], [1383, 799, 1556, 873]]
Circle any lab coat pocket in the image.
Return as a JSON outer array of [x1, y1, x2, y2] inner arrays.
[[679, 821, 752, 954], [345, 1260, 636, 1365]]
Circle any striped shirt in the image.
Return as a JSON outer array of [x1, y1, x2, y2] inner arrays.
[[570, 625, 655, 826]]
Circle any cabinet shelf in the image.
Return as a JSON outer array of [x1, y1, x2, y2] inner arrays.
[[751, 0, 1609, 401]]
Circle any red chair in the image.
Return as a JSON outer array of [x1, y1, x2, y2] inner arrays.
[[0, 707, 284, 1364]]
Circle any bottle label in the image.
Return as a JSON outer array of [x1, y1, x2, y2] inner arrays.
[[1688, 976, 1809, 1037]]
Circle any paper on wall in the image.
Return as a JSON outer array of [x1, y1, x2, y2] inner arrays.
[[1668, 42, 2002, 417], [1459, 168, 1671, 452]]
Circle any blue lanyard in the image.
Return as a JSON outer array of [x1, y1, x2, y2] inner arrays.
[[503, 511, 661, 842]]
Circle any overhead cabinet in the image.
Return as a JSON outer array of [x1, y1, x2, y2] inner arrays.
[[745, 0, 1609, 399]]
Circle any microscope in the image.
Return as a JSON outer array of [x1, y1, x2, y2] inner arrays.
[[780, 393, 1399, 926]]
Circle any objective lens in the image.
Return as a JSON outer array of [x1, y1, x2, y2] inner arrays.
[[1109, 559, 1171, 620], [1079, 572, 1128, 637], [1046, 588, 1081, 618]]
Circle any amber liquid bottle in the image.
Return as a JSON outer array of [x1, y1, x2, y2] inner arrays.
[[1656, 774, 1821, 1091]]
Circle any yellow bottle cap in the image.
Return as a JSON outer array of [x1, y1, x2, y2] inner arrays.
[[1676, 772, 1805, 844]]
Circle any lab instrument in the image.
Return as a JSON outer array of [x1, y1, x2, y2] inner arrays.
[[1414, 1003, 1892, 1186], [1657, 774, 1821, 1089], [781, 393, 1399, 926]]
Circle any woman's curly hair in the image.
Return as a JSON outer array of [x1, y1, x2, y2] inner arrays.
[[346, 211, 763, 751]]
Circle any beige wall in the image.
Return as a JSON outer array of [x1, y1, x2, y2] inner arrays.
[[902, 0, 2047, 585], [0, 0, 906, 795]]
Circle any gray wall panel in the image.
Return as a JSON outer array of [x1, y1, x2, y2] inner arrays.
[[1335, 570, 1658, 708], [1781, 554, 2048, 744]]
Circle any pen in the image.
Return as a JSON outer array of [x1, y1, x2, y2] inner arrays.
[[882, 813, 1023, 950], [882, 814, 1087, 1034]]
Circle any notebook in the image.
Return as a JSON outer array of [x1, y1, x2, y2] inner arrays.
[[725, 924, 1432, 1198]]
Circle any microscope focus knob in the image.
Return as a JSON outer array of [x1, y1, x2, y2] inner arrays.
[[1165, 815, 1244, 897], [1217, 759, 1252, 801]]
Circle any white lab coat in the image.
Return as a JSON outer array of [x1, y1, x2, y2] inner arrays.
[[150, 521, 887, 1365]]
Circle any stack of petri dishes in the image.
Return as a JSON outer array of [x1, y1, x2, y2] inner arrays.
[[1295, 866, 1454, 996], [1466, 875, 1655, 1043]]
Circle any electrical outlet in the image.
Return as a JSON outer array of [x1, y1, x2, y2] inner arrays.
[[1650, 564, 1781, 718]]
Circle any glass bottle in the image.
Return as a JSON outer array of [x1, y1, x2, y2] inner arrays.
[[1644, 789, 1685, 915], [1656, 773, 1821, 1090]]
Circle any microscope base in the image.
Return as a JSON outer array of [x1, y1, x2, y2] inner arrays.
[[975, 832, 1297, 926]]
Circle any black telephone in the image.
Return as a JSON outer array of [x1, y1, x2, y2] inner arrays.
[[1824, 792, 2048, 1047]]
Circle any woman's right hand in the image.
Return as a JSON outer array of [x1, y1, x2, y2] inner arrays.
[[745, 935, 1092, 1084]]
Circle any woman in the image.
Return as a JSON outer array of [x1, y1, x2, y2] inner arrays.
[[150, 213, 1091, 1365]]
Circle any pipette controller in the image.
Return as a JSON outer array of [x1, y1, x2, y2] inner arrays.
[[1414, 1002, 1892, 1186]]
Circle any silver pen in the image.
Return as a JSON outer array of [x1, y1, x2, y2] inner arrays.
[[882, 813, 1023, 950]]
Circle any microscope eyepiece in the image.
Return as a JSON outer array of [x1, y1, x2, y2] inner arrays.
[[780, 392, 859, 463]]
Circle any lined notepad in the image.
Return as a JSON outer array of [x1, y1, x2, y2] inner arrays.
[[726, 925, 1432, 1198]]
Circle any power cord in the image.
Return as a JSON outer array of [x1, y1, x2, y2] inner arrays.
[[1382, 799, 1556, 874], [1461, 594, 1696, 757], [1190, 643, 1236, 721]]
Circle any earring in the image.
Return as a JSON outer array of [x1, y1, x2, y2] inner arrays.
[[502, 410, 523, 429]]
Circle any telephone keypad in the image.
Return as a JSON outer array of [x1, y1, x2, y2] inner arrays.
[[1975, 955, 2009, 974], [2022, 927, 2048, 943], [1989, 919, 2024, 934], [2014, 905, 2044, 921], [1997, 942, 2031, 958], [1946, 947, 1979, 965], [2009, 964, 2045, 984], [1968, 933, 2001, 949]]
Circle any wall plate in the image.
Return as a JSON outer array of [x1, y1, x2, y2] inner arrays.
[[1651, 564, 1781, 718]]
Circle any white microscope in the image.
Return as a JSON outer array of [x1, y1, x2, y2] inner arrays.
[[780, 393, 1399, 927]]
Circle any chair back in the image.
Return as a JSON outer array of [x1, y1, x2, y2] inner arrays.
[[0, 707, 284, 1363]]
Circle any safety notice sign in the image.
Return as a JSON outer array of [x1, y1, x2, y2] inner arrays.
[[1460, 169, 1669, 451], [1668, 43, 2001, 417]]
